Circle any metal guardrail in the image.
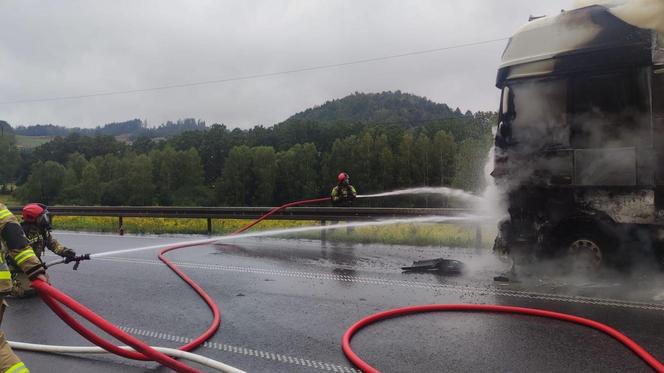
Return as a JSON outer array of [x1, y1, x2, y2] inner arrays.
[[6, 205, 482, 245], [7, 205, 471, 220]]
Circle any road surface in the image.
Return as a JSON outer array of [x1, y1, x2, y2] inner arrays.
[[5, 231, 664, 372]]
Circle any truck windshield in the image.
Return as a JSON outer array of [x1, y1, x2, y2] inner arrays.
[[503, 79, 568, 151], [570, 70, 650, 149]]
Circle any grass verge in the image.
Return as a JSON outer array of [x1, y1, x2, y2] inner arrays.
[[53, 216, 496, 248]]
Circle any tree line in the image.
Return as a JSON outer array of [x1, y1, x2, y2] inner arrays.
[[2, 92, 495, 207], [9, 127, 491, 207]]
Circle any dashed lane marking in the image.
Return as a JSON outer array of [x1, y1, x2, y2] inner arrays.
[[96, 256, 664, 312], [118, 326, 359, 372]]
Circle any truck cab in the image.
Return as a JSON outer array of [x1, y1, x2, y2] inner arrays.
[[492, 5, 664, 269]]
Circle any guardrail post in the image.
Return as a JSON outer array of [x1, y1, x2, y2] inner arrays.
[[119, 216, 124, 236], [320, 220, 326, 243], [207, 218, 212, 236], [475, 225, 482, 249]]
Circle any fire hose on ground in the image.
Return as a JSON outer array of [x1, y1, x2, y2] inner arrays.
[[341, 304, 664, 373], [7, 195, 664, 372], [10, 197, 329, 372]]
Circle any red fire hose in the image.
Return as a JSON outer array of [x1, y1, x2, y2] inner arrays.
[[29, 197, 331, 372], [342, 304, 664, 373], [233, 197, 331, 234], [27, 195, 664, 373], [32, 279, 199, 373]]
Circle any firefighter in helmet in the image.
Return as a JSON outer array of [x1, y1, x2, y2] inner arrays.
[[8, 204, 75, 298], [331, 172, 357, 205], [0, 202, 48, 372]]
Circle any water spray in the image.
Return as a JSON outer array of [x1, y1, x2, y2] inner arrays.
[[90, 215, 480, 259], [358, 187, 482, 203]]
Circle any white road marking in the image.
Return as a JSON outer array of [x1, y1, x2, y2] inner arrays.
[[95, 256, 664, 311], [119, 326, 359, 373]]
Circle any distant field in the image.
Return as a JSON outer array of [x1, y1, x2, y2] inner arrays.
[[15, 135, 53, 148]]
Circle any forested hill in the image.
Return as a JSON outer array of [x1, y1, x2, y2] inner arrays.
[[3, 91, 496, 207], [281, 91, 463, 126]]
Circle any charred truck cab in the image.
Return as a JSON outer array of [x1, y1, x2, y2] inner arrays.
[[492, 5, 664, 269]]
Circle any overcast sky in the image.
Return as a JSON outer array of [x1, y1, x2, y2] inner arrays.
[[0, 0, 571, 129]]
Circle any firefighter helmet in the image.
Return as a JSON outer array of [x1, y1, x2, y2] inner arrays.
[[338, 172, 349, 183], [22, 203, 52, 229]]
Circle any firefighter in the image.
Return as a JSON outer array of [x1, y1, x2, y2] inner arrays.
[[0, 202, 48, 373], [331, 172, 357, 205], [9, 204, 75, 298]]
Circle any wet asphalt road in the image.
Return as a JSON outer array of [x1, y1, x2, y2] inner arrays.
[[5, 231, 664, 372]]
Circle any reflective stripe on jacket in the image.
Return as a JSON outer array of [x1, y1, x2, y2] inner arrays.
[[0, 204, 44, 293]]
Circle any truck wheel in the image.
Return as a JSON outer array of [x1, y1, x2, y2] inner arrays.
[[567, 238, 603, 271], [561, 229, 616, 272]]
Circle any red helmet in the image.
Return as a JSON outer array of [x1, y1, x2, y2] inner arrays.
[[22, 203, 46, 222], [338, 172, 348, 182]]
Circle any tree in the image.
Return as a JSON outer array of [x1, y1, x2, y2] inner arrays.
[[413, 132, 431, 186], [150, 146, 179, 205], [0, 130, 20, 188], [16, 161, 66, 204], [370, 133, 394, 192], [251, 147, 277, 206], [276, 143, 320, 202], [215, 146, 252, 206], [79, 164, 101, 205], [396, 132, 415, 187], [123, 154, 155, 205], [171, 148, 208, 205], [430, 130, 457, 186]]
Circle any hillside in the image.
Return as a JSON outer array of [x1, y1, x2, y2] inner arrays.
[[10, 92, 481, 148], [267, 91, 490, 152], [281, 91, 463, 126]]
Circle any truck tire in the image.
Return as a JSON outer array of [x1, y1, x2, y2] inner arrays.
[[559, 226, 618, 272]]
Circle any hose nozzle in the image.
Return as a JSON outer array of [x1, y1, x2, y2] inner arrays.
[[64, 254, 91, 270]]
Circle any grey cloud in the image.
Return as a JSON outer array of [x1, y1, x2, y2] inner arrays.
[[0, 0, 569, 128]]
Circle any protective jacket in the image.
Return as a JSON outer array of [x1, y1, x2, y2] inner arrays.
[[0, 204, 44, 294], [331, 184, 357, 204], [20, 222, 69, 259], [0, 203, 41, 372]]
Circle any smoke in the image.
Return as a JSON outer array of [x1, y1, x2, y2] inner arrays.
[[572, 0, 664, 34], [478, 133, 507, 221]]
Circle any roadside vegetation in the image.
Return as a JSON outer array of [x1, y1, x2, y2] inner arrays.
[[53, 216, 495, 248]]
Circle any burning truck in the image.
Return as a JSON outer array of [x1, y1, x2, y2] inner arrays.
[[492, 3, 664, 269]]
